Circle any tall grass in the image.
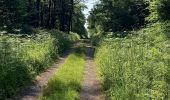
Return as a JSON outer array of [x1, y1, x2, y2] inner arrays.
[[95, 22, 170, 99], [0, 29, 80, 99], [40, 47, 85, 100], [49, 30, 80, 53]]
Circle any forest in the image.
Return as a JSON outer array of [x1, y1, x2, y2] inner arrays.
[[0, 0, 170, 100]]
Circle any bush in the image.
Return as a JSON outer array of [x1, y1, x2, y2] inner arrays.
[[95, 22, 170, 99], [0, 29, 80, 99], [158, 0, 170, 21], [91, 32, 112, 46], [49, 30, 80, 53]]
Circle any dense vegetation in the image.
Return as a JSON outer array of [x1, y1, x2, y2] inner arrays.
[[95, 23, 170, 99], [89, 0, 170, 99], [0, 0, 86, 99], [88, 0, 149, 36], [40, 47, 85, 100], [1, 0, 170, 99], [0, 30, 80, 99], [0, 0, 87, 36]]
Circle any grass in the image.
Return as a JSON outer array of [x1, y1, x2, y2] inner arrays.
[[0, 29, 80, 99], [94, 22, 170, 100], [39, 47, 85, 100]]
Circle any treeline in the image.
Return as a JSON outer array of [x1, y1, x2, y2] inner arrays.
[[0, 0, 87, 37], [88, 0, 170, 37]]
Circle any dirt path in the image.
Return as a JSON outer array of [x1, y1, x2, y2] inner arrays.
[[11, 41, 104, 100], [12, 49, 71, 100], [80, 43, 105, 100]]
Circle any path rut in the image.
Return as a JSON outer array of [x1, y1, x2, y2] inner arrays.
[[11, 41, 104, 100], [80, 43, 105, 100], [12, 49, 71, 100]]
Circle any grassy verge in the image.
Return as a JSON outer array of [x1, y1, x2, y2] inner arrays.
[[0, 29, 80, 99], [95, 22, 170, 99], [39, 47, 85, 100]]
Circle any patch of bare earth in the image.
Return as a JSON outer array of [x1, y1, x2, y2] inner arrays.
[[80, 44, 105, 100], [11, 49, 71, 100]]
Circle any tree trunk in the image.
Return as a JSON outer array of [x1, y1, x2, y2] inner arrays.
[[40, 2, 44, 27], [59, 0, 65, 31], [46, 0, 52, 28], [68, 0, 74, 33], [36, 0, 41, 27]]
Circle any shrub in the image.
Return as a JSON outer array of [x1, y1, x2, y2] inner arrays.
[[49, 30, 80, 53], [95, 22, 170, 99], [91, 32, 112, 46]]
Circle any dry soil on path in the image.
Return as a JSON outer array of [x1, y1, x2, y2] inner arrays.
[[80, 41, 105, 100], [11, 41, 105, 100]]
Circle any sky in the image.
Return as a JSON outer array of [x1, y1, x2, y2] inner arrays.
[[82, 0, 98, 28], [83, 0, 98, 18]]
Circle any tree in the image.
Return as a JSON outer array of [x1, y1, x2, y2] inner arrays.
[[0, 0, 87, 35], [72, 3, 87, 37], [87, 0, 149, 34], [158, 0, 170, 21]]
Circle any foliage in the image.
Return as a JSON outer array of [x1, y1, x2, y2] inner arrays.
[[0, 29, 80, 99], [146, 0, 170, 22], [157, 0, 170, 21], [95, 22, 170, 99], [0, 0, 87, 36], [72, 3, 88, 38], [87, 0, 149, 34], [92, 1, 170, 99], [90, 32, 112, 46], [146, 0, 159, 23], [49, 30, 80, 53], [40, 48, 85, 100]]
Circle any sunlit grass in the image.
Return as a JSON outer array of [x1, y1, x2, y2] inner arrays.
[[39, 48, 85, 100], [95, 22, 170, 100]]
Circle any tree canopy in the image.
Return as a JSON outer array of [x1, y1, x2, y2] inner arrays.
[[0, 0, 87, 37], [87, 0, 170, 36]]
